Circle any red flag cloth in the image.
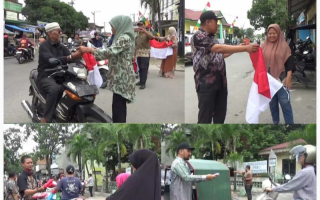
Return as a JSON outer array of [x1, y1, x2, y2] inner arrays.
[[42, 179, 56, 188], [133, 59, 138, 73], [83, 53, 97, 71], [249, 48, 271, 99]]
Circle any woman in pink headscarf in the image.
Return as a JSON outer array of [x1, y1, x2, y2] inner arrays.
[[261, 24, 295, 124], [116, 173, 130, 188]]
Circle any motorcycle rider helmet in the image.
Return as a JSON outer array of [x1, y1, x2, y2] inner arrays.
[[290, 144, 316, 165]]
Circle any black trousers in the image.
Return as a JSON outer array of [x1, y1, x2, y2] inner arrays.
[[245, 185, 253, 200], [197, 87, 228, 124], [38, 77, 64, 122], [112, 93, 127, 123], [137, 57, 150, 85], [89, 186, 93, 197]]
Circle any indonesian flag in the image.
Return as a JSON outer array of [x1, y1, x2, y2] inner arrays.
[[149, 39, 173, 59], [139, 11, 151, 29], [195, 2, 210, 29], [83, 53, 103, 88], [246, 48, 283, 124]]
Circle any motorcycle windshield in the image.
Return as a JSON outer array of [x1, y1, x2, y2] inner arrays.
[[289, 145, 306, 156]]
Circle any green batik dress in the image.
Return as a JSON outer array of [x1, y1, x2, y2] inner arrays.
[[94, 34, 136, 102]]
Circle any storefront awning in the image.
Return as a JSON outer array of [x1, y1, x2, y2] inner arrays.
[[291, 24, 316, 30], [5, 24, 34, 33], [4, 28, 15, 35]]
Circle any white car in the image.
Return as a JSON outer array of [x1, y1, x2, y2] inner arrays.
[[185, 34, 194, 62]]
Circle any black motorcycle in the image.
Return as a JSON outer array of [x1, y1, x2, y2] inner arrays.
[[21, 58, 113, 123], [16, 43, 34, 64]]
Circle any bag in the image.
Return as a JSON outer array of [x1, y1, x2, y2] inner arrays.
[[55, 193, 60, 200], [47, 193, 54, 200]]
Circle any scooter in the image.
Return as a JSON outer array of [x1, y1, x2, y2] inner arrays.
[[21, 58, 113, 123], [256, 174, 291, 200], [16, 43, 34, 64]]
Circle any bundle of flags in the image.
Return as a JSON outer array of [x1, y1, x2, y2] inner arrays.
[[149, 39, 173, 59], [139, 11, 160, 36], [83, 53, 103, 88], [229, 16, 238, 31], [194, 2, 211, 31], [245, 48, 283, 124]]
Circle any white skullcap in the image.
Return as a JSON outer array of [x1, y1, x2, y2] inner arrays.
[[45, 22, 60, 32]]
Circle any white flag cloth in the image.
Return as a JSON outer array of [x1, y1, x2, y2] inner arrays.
[[149, 39, 173, 59], [83, 53, 103, 88], [246, 48, 283, 124]]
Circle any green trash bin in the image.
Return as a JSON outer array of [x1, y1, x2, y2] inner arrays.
[[188, 159, 232, 200]]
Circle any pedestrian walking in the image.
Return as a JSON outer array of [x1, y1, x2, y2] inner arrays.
[[170, 142, 218, 200], [106, 149, 161, 200], [191, 11, 259, 124], [265, 145, 316, 200], [261, 24, 295, 124], [158, 27, 178, 79], [135, 20, 155, 89], [234, 165, 253, 200], [77, 15, 136, 123], [87, 174, 94, 197], [5, 172, 19, 200], [17, 155, 46, 200]]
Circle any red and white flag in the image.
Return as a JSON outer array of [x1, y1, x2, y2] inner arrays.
[[149, 39, 173, 59], [246, 48, 283, 124], [83, 53, 103, 88]]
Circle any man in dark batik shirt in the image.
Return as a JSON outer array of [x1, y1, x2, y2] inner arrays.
[[192, 11, 259, 124]]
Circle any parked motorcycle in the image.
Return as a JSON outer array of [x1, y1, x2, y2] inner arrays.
[[21, 58, 113, 123], [4, 44, 16, 57], [16, 43, 34, 64]]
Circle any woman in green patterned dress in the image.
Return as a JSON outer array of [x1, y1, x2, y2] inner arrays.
[[78, 15, 136, 123]]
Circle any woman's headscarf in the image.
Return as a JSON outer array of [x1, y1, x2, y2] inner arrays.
[[106, 149, 161, 200], [168, 27, 177, 40], [261, 24, 291, 79], [115, 173, 130, 188], [109, 15, 135, 50]]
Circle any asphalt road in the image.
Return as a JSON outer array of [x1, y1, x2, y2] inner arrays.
[[4, 55, 185, 123], [185, 52, 317, 124]]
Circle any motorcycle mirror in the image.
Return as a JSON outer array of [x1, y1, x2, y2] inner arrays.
[[306, 36, 309, 40], [285, 174, 291, 180], [49, 58, 62, 66]]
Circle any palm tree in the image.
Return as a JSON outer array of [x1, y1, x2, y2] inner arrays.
[[124, 124, 153, 150], [192, 124, 222, 160], [226, 152, 243, 191], [140, 0, 161, 34], [67, 133, 90, 179], [165, 130, 189, 158]]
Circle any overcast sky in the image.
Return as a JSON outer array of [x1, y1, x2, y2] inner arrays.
[[3, 124, 37, 154], [186, 0, 265, 34], [18, 0, 149, 32]]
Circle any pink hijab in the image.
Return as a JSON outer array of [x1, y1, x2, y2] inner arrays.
[[261, 24, 291, 79], [116, 173, 131, 188]]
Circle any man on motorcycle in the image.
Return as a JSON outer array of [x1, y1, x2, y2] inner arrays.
[[74, 33, 83, 46], [265, 144, 316, 200], [20, 34, 34, 59], [90, 32, 103, 48], [37, 22, 83, 123]]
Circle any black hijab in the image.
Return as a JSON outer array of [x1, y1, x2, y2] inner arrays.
[[106, 149, 161, 200]]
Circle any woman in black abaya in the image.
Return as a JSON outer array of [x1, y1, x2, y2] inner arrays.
[[106, 149, 161, 200]]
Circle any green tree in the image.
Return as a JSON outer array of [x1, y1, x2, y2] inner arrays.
[[247, 0, 288, 32], [192, 125, 222, 160], [22, 0, 89, 36], [246, 28, 255, 38], [226, 152, 243, 191], [233, 27, 242, 39], [22, 124, 75, 177], [140, 0, 161, 34], [67, 133, 90, 180], [4, 128, 24, 174], [165, 130, 189, 158], [286, 124, 316, 146]]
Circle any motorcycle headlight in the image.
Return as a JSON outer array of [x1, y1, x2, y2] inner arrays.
[[77, 68, 87, 79], [303, 51, 308, 54]]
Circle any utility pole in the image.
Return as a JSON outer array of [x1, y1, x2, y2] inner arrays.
[[91, 11, 100, 30]]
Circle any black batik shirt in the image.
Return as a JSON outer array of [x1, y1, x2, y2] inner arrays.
[[38, 39, 71, 81], [17, 171, 38, 200], [192, 28, 227, 92]]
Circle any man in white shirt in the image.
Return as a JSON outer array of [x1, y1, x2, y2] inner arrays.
[[87, 174, 94, 197]]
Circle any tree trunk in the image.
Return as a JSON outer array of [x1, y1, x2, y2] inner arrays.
[[105, 164, 109, 193], [117, 140, 121, 173], [140, 137, 143, 149], [234, 171, 237, 191], [156, 0, 161, 35], [78, 152, 82, 179], [211, 142, 215, 160], [46, 155, 51, 178], [85, 163, 89, 180], [93, 165, 98, 191]]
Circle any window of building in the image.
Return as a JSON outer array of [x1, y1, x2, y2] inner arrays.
[[166, 0, 168, 7], [162, 0, 164, 11], [282, 159, 296, 177], [171, 11, 174, 20], [93, 171, 101, 175]]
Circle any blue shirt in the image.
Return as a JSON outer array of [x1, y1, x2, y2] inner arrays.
[[90, 37, 103, 48], [56, 177, 82, 200]]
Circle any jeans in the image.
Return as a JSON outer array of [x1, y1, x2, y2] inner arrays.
[[269, 87, 294, 124], [137, 57, 150, 85], [89, 186, 93, 197], [245, 185, 253, 200]]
